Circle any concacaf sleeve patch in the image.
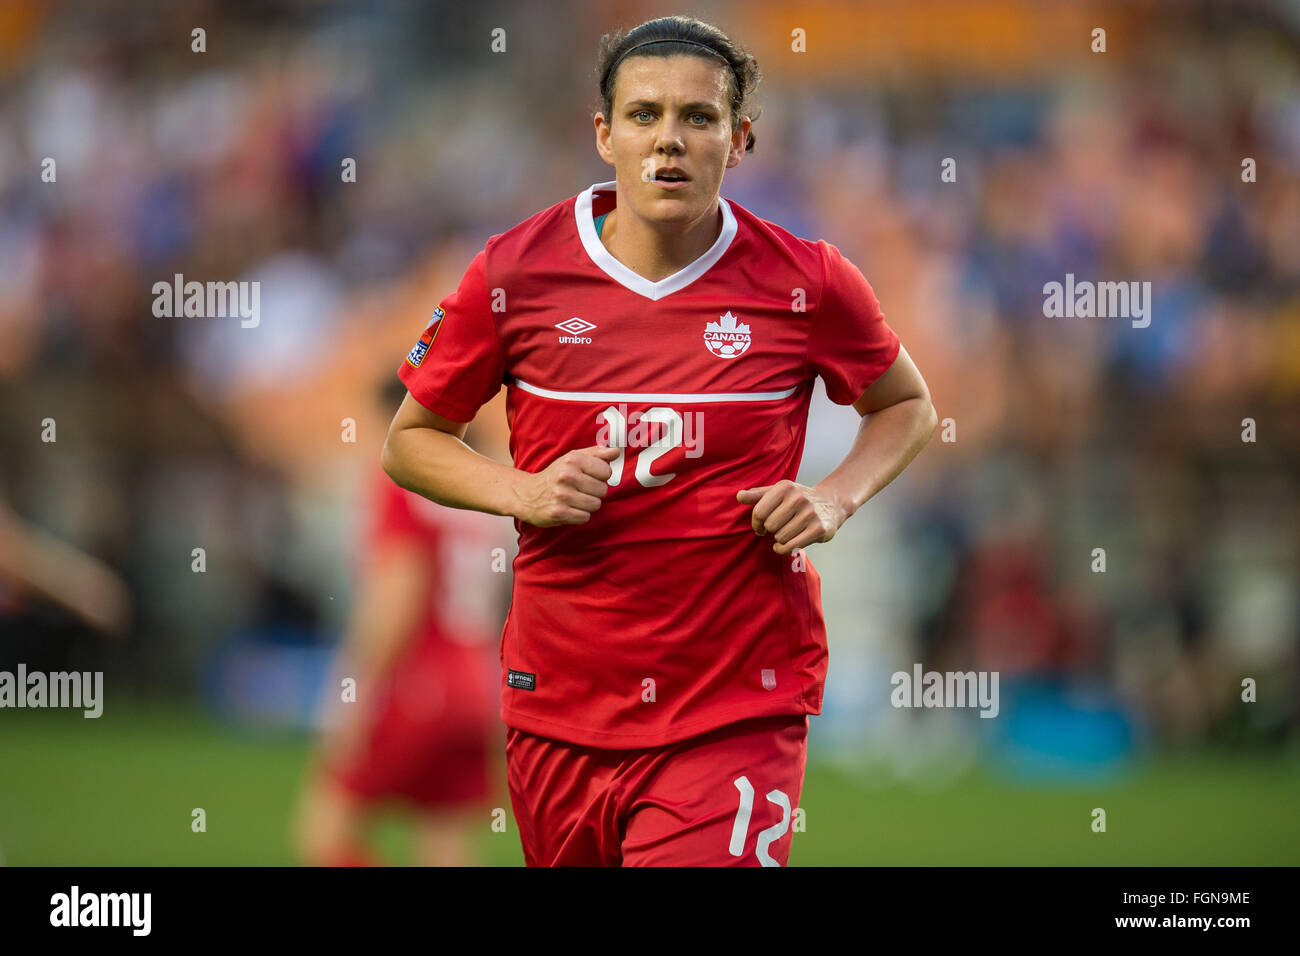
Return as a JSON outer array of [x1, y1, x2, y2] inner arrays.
[[406, 306, 446, 368]]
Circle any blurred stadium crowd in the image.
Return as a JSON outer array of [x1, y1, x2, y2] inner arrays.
[[1, 0, 1297, 775]]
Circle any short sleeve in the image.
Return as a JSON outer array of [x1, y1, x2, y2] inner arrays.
[[397, 249, 504, 422], [807, 241, 901, 405]]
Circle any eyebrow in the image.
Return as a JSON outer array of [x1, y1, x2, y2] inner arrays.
[[624, 100, 722, 113]]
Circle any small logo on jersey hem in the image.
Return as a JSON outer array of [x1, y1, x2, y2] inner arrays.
[[761, 668, 777, 691], [556, 317, 595, 344], [407, 307, 446, 368], [507, 669, 536, 691], [704, 311, 751, 359]]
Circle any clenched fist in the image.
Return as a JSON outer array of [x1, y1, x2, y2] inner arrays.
[[736, 479, 849, 555], [512, 444, 621, 527]]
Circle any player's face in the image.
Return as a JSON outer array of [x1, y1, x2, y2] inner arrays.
[[595, 55, 750, 227]]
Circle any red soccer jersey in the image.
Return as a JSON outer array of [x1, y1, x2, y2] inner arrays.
[[398, 180, 900, 748]]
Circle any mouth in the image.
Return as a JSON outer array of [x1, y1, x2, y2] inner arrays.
[[652, 166, 690, 189]]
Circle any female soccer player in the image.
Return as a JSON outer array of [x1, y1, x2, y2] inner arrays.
[[382, 15, 937, 866], [293, 381, 511, 867]]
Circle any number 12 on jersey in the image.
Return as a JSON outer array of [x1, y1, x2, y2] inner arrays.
[[598, 405, 684, 489]]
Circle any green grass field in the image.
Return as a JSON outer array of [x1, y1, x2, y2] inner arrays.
[[2, 702, 1298, 865]]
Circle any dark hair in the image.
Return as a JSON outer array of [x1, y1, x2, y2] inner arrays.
[[596, 16, 762, 153]]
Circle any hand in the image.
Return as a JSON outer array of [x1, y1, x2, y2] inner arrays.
[[512, 444, 621, 527], [736, 480, 849, 555]]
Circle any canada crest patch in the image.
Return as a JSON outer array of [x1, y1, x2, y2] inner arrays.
[[703, 311, 751, 359]]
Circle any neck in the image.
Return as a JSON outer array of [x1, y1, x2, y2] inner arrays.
[[600, 198, 722, 282]]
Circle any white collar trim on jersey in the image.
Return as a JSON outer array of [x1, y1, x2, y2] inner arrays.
[[575, 179, 738, 301]]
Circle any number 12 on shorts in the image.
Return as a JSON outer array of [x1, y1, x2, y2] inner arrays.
[[729, 775, 792, 867]]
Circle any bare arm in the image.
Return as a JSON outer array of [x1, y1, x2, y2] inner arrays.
[[738, 345, 937, 554], [342, 540, 429, 687], [381, 393, 521, 517], [323, 538, 428, 764], [818, 344, 938, 518], [0, 501, 133, 636], [380, 392, 621, 526]]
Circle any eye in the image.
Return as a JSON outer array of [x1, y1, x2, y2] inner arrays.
[[633, 110, 653, 122], [689, 113, 710, 124]]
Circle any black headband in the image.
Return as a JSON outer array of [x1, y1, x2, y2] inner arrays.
[[607, 38, 729, 82]]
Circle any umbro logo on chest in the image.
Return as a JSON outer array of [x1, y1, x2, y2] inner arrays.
[[554, 312, 752, 358], [555, 317, 596, 343]]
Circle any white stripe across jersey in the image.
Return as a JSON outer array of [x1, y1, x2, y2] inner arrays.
[[513, 378, 800, 404]]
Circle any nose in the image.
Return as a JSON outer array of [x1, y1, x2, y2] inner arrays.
[[654, 116, 685, 154]]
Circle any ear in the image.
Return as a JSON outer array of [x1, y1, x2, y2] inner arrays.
[[594, 112, 615, 166], [725, 116, 751, 169]]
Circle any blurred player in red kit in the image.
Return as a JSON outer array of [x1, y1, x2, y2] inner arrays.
[[382, 16, 937, 865], [294, 380, 513, 867]]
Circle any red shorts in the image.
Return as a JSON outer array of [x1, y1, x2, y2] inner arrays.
[[506, 714, 808, 866], [329, 636, 498, 809]]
